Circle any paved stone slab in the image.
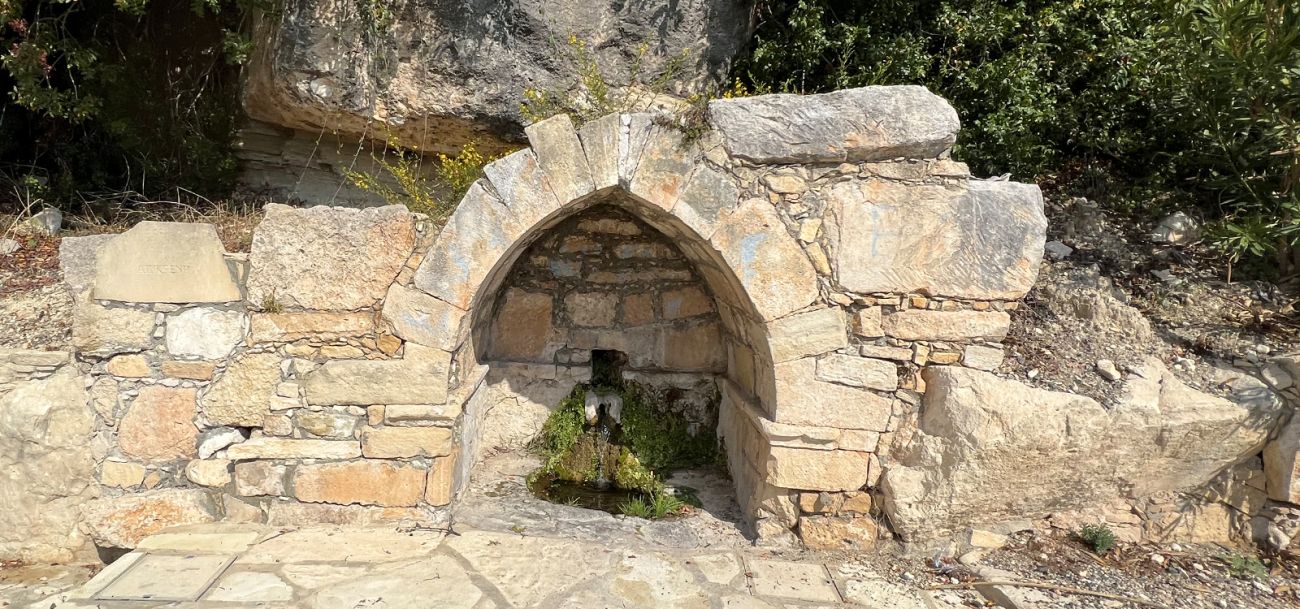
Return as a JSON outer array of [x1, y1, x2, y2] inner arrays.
[[94, 221, 241, 303], [746, 558, 841, 603], [611, 552, 711, 609], [447, 530, 613, 607], [689, 553, 743, 587], [204, 570, 295, 602], [238, 527, 444, 564], [841, 577, 929, 609], [279, 564, 370, 589], [95, 553, 233, 601], [135, 525, 272, 554], [310, 555, 482, 609]]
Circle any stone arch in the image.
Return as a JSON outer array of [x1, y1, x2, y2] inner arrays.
[[373, 88, 1049, 545], [391, 112, 823, 533]]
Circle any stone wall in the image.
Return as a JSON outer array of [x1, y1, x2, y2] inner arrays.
[[11, 84, 1298, 561], [0, 349, 70, 394]]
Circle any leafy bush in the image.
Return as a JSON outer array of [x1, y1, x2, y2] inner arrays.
[[1078, 523, 1117, 554], [735, 0, 1300, 275], [0, 0, 264, 208]]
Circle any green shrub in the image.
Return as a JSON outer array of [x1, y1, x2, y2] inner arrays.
[[0, 0, 266, 208], [735, 0, 1300, 275], [1078, 523, 1117, 554]]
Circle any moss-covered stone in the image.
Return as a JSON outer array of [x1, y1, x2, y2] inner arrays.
[[532, 381, 719, 495]]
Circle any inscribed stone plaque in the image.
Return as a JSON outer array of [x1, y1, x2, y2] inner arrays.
[[94, 221, 242, 303]]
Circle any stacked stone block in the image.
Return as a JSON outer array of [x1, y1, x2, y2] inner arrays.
[[58, 86, 1057, 553]]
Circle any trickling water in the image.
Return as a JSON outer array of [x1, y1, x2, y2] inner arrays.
[[592, 414, 613, 490]]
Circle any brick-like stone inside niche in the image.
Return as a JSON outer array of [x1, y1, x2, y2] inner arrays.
[[485, 201, 724, 373]]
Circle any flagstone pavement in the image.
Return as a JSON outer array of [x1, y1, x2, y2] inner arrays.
[[31, 523, 955, 609]]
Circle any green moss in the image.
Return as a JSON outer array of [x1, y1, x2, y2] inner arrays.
[[613, 448, 660, 494], [532, 381, 720, 492], [617, 383, 719, 473]]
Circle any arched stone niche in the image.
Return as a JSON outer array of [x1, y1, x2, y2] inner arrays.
[[401, 113, 799, 537], [68, 87, 1055, 551]]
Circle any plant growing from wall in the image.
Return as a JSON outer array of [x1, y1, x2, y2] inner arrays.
[[520, 35, 692, 127], [345, 138, 501, 222]]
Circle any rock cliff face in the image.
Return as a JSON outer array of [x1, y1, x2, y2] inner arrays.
[[241, 0, 753, 157]]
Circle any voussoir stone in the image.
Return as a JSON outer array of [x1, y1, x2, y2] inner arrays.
[[165, 307, 247, 359], [381, 283, 467, 352], [826, 179, 1046, 300], [709, 198, 817, 321], [80, 489, 218, 548], [483, 148, 562, 232], [119, 386, 198, 463], [672, 164, 740, 241], [525, 114, 594, 204], [414, 182, 524, 311], [881, 309, 1011, 342], [305, 344, 451, 406], [94, 221, 241, 303], [246, 203, 415, 310], [709, 86, 960, 164], [202, 352, 282, 426], [627, 120, 697, 210], [293, 460, 425, 507]]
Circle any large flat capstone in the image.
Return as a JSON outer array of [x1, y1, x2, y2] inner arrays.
[[825, 179, 1046, 300], [709, 86, 960, 164], [94, 222, 242, 303]]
